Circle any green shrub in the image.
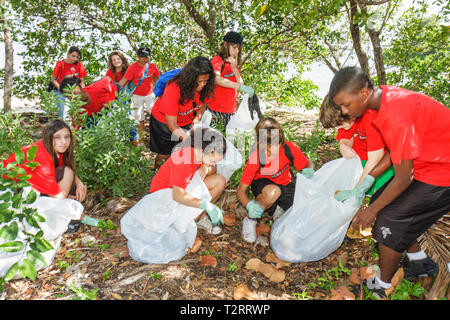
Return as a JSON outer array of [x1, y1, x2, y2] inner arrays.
[[58, 91, 155, 198], [0, 145, 53, 290]]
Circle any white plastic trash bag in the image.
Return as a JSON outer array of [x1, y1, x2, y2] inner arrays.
[[121, 171, 211, 264], [226, 94, 266, 136], [0, 188, 84, 278], [270, 158, 363, 262], [201, 109, 213, 127]]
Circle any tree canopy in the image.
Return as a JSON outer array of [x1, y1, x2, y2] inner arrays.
[[1, 0, 448, 110]]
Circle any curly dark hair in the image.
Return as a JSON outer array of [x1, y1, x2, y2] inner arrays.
[[169, 56, 216, 105]]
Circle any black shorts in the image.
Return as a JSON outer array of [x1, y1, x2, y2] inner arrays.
[[370, 178, 450, 252], [149, 114, 191, 155], [250, 178, 296, 215]]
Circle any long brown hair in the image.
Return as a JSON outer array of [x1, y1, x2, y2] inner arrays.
[[107, 51, 130, 81], [42, 119, 75, 170], [218, 42, 242, 68]]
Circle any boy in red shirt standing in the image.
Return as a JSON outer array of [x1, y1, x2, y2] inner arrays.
[[119, 47, 160, 144], [236, 118, 315, 243], [328, 66, 450, 299]]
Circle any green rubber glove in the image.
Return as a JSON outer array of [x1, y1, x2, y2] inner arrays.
[[335, 175, 376, 203], [239, 84, 255, 98], [301, 168, 315, 179], [81, 215, 100, 227], [246, 200, 264, 219], [200, 200, 224, 226]]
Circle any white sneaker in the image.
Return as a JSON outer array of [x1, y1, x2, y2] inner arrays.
[[272, 205, 285, 222], [196, 216, 222, 235], [242, 217, 257, 243]]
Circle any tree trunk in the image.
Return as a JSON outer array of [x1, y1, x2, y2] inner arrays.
[[1, 0, 14, 113], [367, 27, 386, 84], [348, 0, 371, 76]]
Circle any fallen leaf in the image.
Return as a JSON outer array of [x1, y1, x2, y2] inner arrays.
[[349, 268, 361, 284], [188, 238, 202, 254], [360, 266, 376, 280], [256, 223, 270, 236], [330, 286, 355, 300], [223, 213, 237, 226], [245, 258, 263, 271], [110, 293, 122, 300], [385, 267, 404, 296], [199, 255, 217, 268], [258, 263, 275, 278], [119, 261, 130, 267], [233, 283, 259, 300], [346, 224, 372, 239], [268, 269, 285, 283], [265, 252, 291, 269]]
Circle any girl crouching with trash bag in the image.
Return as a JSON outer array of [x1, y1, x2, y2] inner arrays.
[[1, 119, 99, 232], [121, 127, 227, 264]]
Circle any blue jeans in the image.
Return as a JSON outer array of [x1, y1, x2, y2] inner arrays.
[[115, 83, 138, 142], [53, 89, 67, 120]]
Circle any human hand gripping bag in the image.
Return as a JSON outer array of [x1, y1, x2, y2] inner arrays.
[[120, 171, 212, 264], [0, 187, 84, 278], [270, 157, 363, 262]]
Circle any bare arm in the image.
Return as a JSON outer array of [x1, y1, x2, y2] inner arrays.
[[166, 114, 188, 140], [118, 77, 128, 87], [236, 182, 251, 208], [172, 185, 202, 208], [356, 148, 384, 188], [51, 76, 60, 90], [339, 138, 358, 159]]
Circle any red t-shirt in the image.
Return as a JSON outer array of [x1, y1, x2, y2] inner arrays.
[[2, 140, 60, 195], [52, 60, 87, 83], [123, 61, 160, 96], [149, 147, 202, 193], [105, 69, 125, 82], [373, 85, 450, 186], [82, 77, 118, 116], [152, 82, 209, 127], [336, 109, 385, 160], [208, 55, 240, 114], [240, 141, 309, 186]]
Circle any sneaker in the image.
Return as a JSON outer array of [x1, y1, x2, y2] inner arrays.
[[242, 217, 257, 243], [403, 255, 439, 280], [196, 216, 222, 235], [350, 275, 388, 300], [272, 206, 284, 222], [65, 219, 81, 234]]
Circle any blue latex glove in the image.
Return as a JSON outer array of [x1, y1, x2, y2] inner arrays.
[[246, 200, 264, 219], [239, 84, 255, 98], [301, 168, 315, 179], [335, 175, 376, 203], [200, 201, 224, 225]]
